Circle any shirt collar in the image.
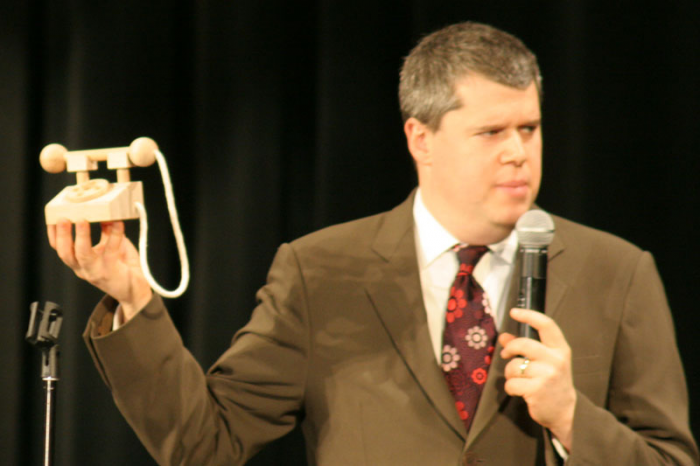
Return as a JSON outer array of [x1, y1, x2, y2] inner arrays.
[[413, 188, 518, 269]]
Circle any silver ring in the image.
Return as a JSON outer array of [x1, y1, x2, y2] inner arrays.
[[519, 358, 530, 376]]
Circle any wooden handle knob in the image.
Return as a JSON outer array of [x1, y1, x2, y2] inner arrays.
[[39, 143, 68, 173], [129, 137, 158, 167], [40, 137, 158, 172]]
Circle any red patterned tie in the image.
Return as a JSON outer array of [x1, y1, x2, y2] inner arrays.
[[441, 245, 497, 432]]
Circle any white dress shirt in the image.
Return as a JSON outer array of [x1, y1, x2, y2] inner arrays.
[[412, 188, 518, 364]]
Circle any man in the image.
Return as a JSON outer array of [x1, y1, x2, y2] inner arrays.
[[48, 22, 697, 465]]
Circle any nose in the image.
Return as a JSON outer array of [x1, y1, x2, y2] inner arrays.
[[500, 132, 526, 166]]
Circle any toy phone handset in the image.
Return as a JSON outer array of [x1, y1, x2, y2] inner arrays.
[[40, 137, 189, 298]]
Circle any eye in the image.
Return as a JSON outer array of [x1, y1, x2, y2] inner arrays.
[[479, 128, 503, 137], [519, 124, 539, 134]]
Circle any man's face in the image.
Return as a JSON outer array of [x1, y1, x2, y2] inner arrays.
[[409, 74, 542, 243]]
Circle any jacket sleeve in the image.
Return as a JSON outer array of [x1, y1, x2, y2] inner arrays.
[[83, 243, 310, 466], [566, 252, 698, 465]]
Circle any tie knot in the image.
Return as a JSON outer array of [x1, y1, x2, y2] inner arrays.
[[455, 245, 488, 269]]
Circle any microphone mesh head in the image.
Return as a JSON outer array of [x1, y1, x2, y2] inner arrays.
[[516, 210, 555, 247]]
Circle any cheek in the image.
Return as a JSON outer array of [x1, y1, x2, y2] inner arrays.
[[531, 151, 543, 182], [526, 139, 543, 175], [431, 139, 493, 192]]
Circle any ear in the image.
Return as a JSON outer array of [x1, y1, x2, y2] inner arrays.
[[404, 117, 433, 167]]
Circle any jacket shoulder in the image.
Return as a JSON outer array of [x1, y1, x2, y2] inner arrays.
[[552, 214, 643, 256], [292, 212, 387, 249], [289, 195, 414, 256]]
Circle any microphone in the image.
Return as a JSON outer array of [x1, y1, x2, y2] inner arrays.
[[515, 209, 555, 340]]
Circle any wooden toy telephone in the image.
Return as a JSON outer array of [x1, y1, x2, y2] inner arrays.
[[40, 137, 189, 298]]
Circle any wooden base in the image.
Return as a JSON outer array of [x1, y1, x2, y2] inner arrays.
[[45, 182, 144, 224]]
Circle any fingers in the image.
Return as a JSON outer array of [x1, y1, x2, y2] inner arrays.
[[94, 222, 111, 249], [48, 219, 145, 305], [104, 222, 125, 254], [501, 357, 535, 395], [503, 356, 562, 398], [501, 338, 570, 377], [101, 222, 126, 267], [500, 313, 576, 440], [47, 224, 56, 249], [54, 220, 79, 269], [516, 357, 531, 377], [73, 220, 96, 263], [500, 332, 552, 361], [504, 356, 544, 379], [53, 220, 110, 274], [504, 374, 538, 397], [498, 332, 516, 347], [500, 309, 572, 382], [508, 308, 569, 349]]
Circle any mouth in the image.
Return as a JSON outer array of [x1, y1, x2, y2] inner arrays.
[[495, 180, 530, 197]]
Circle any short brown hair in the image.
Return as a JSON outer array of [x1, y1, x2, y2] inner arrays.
[[399, 22, 542, 130]]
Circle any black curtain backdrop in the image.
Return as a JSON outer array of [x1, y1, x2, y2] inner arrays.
[[2, 2, 698, 465]]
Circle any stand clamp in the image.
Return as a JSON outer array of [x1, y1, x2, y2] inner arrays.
[[26, 301, 63, 466]]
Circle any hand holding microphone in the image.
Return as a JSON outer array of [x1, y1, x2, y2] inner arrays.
[[500, 210, 576, 449]]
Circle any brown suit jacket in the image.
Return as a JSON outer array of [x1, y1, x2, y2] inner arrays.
[[84, 193, 698, 465]]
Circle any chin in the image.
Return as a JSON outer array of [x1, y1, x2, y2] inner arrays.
[[493, 206, 531, 229]]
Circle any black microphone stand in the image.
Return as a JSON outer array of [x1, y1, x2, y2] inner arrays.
[[26, 301, 63, 466]]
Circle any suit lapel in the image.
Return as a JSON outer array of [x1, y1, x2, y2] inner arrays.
[[543, 225, 567, 321], [365, 194, 468, 441]]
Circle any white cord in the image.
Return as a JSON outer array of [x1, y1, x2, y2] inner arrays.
[[134, 149, 190, 298]]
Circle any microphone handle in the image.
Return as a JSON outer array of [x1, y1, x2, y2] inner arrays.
[[517, 247, 548, 340]]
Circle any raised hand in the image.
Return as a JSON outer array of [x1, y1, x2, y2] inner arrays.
[[47, 219, 152, 321]]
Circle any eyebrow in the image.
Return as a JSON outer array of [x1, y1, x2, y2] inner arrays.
[[521, 119, 542, 127], [473, 119, 542, 133]]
